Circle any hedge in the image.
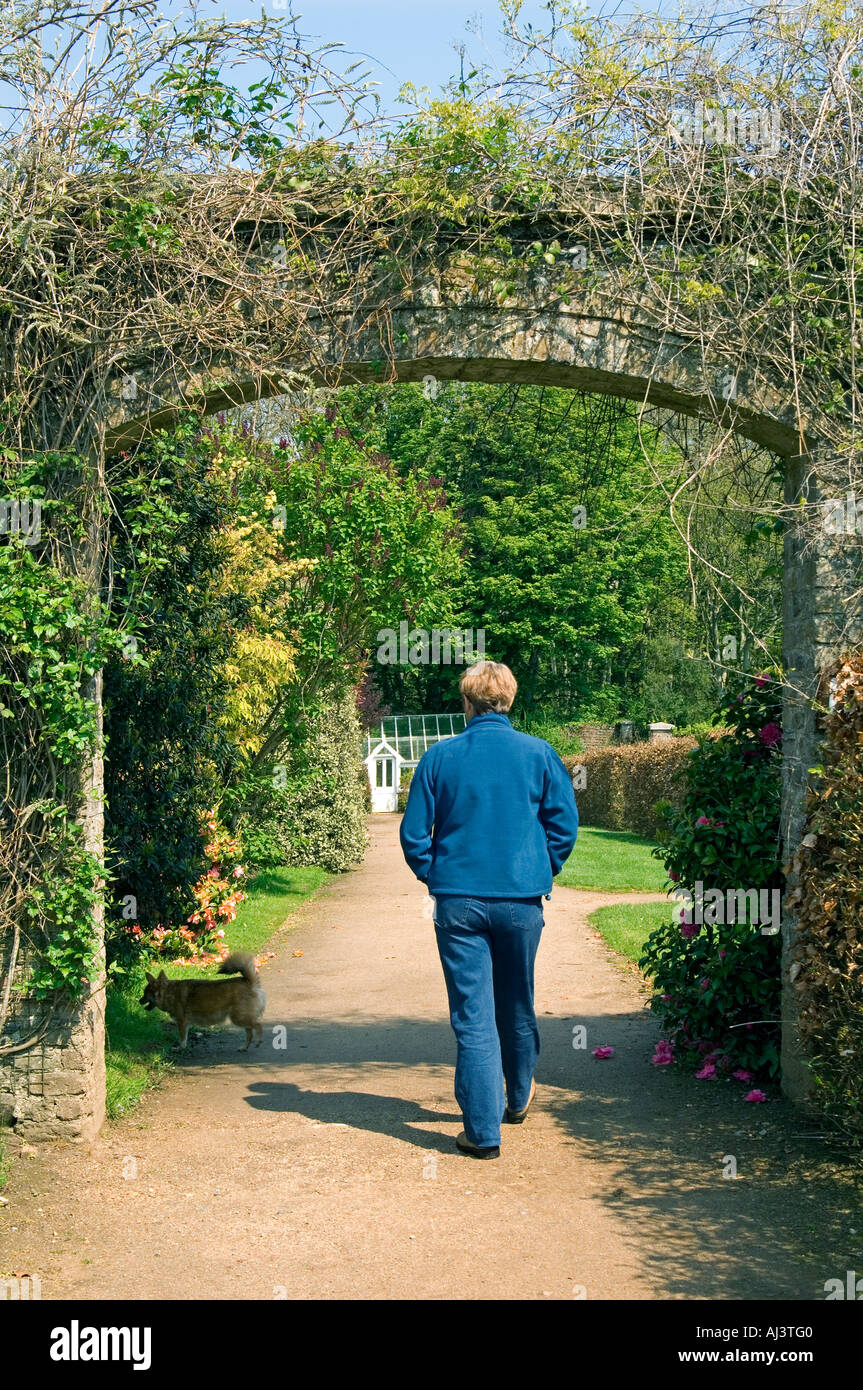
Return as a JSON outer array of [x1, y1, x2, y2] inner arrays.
[[563, 738, 704, 838], [234, 692, 368, 874], [788, 652, 863, 1139]]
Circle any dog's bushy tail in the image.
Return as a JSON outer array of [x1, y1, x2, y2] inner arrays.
[[217, 951, 258, 984]]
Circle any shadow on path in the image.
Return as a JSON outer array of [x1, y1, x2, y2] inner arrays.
[[245, 1079, 460, 1153]]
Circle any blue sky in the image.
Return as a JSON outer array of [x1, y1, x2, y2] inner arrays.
[[157, 1, 671, 117], [0, 0, 685, 142]]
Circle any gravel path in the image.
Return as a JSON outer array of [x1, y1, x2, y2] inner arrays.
[[0, 814, 857, 1300]]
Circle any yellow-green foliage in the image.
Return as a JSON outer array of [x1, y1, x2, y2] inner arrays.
[[209, 460, 303, 755]]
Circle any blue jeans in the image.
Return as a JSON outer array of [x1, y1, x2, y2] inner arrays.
[[433, 895, 544, 1148]]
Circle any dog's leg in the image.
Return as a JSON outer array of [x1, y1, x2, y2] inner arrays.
[[241, 1028, 252, 1052], [255, 1022, 263, 1047], [177, 1023, 189, 1049]]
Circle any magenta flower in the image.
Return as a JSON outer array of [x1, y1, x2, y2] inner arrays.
[[733, 1068, 753, 1082], [652, 1040, 675, 1066], [593, 1046, 614, 1059], [696, 1063, 717, 1080], [668, 868, 679, 881], [754, 673, 769, 688], [718, 948, 727, 959], [698, 976, 710, 991], [695, 815, 711, 827], [759, 721, 782, 747], [744, 1089, 767, 1103], [681, 922, 699, 939]]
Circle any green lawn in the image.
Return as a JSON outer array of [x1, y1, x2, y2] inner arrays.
[[104, 864, 329, 1120], [587, 899, 673, 968], [557, 825, 668, 893]]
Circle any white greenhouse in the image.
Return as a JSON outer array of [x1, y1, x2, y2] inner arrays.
[[363, 713, 467, 811]]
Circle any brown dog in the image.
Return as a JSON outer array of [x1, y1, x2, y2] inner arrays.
[[140, 952, 266, 1050]]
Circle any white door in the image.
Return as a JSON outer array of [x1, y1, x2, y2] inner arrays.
[[371, 756, 398, 812]]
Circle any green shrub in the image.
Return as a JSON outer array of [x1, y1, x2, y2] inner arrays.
[[234, 692, 368, 873], [104, 425, 242, 941], [396, 765, 414, 813], [675, 719, 731, 739], [513, 718, 585, 758], [640, 670, 784, 1083]]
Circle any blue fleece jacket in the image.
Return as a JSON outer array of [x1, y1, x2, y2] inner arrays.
[[399, 711, 578, 898]]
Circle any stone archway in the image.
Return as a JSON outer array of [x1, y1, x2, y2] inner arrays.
[[4, 271, 855, 1138], [104, 300, 804, 459]]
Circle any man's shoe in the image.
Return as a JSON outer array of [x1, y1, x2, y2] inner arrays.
[[504, 1077, 536, 1124], [456, 1130, 500, 1159]]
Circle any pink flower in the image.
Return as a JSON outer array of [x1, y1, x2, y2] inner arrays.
[[698, 976, 710, 991], [681, 921, 699, 939], [233, 866, 244, 877], [661, 993, 674, 1002], [668, 869, 679, 882], [695, 816, 711, 827], [718, 948, 726, 959], [652, 1040, 675, 1066], [754, 674, 769, 689], [744, 1089, 767, 1103], [759, 721, 782, 747], [593, 1046, 614, 1059], [733, 1068, 753, 1082], [696, 1063, 717, 1079]]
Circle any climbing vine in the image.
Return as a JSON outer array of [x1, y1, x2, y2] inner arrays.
[[0, 448, 120, 1049]]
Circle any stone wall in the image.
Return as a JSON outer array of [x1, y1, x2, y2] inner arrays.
[[575, 722, 615, 754], [0, 957, 105, 1146]]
